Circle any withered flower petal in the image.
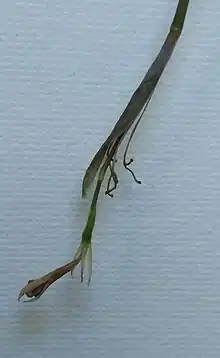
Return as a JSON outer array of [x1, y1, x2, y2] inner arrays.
[[18, 258, 81, 302]]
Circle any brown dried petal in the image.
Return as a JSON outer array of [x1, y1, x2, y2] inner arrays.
[[18, 276, 51, 302], [18, 258, 82, 302]]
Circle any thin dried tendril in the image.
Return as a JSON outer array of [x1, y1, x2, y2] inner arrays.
[[105, 157, 119, 197], [123, 94, 154, 184]]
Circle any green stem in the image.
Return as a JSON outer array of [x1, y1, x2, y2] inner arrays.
[[78, 141, 122, 282], [81, 164, 106, 246], [82, 138, 122, 247]]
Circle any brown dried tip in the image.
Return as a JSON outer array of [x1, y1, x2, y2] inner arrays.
[[18, 258, 81, 302], [18, 276, 54, 302]]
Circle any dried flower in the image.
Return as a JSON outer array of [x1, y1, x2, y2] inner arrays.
[[18, 257, 81, 302], [18, 0, 190, 302]]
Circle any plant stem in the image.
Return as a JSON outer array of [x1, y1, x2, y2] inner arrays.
[[18, 0, 190, 302]]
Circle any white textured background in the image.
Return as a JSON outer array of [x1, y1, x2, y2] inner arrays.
[[1, 0, 220, 357]]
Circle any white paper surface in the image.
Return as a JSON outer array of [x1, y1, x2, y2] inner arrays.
[[1, 0, 220, 357]]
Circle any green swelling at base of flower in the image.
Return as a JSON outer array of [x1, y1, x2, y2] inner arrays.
[[72, 241, 93, 284], [74, 207, 96, 283], [18, 0, 190, 302]]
